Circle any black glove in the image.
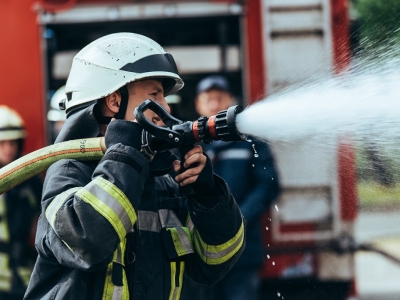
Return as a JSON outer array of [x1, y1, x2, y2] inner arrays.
[[104, 120, 142, 151], [192, 155, 220, 207]]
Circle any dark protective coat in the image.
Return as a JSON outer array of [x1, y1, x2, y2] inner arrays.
[[24, 104, 244, 300], [0, 176, 41, 299], [203, 139, 280, 268]]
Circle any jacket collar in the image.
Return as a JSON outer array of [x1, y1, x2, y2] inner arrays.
[[55, 103, 100, 144]]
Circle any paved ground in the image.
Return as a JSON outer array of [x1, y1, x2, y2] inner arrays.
[[355, 210, 400, 300]]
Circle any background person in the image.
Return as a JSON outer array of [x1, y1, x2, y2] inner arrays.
[[182, 75, 280, 300], [0, 106, 41, 300]]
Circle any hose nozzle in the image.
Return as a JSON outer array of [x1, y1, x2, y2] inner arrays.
[[193, 105, 246, 143], [134, 100, 246, 159]]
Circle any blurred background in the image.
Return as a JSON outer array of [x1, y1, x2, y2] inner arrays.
[[0, 0, 400, 299]]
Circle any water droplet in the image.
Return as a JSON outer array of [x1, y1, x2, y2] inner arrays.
[[265, 227, 269, 230], [277, 291, 281, 297], [263, 167, 266, 169], [252, 164, 255, 167], [275, 205, 279, 211], [267, 254, 270, 259], [272, 261, 275, 265], [252, 144, 259, 158], [268, 244, 270, 247]]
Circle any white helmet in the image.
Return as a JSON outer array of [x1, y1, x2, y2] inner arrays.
[[47, 85, 67, 121], [0, 106, 27, 141], [63, 32, 184, 113]]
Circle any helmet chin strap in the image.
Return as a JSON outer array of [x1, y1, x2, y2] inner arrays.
[[114, 86, 129, 120]]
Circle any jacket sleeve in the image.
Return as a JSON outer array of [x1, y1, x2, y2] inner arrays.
[[239, 141, 280, 225], [36, 143, 149, 271], [183, 175, 245, 285]]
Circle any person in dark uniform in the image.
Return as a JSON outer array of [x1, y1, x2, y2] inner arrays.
[[0, 105, 41, 300]]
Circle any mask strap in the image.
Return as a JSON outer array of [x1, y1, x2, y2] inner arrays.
[[114, 86, 129, 120]]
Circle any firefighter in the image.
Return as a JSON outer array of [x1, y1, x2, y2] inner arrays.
[[182, 75, 280, 300], [0, 106, 41, 300], [25, 33, 244, 300]]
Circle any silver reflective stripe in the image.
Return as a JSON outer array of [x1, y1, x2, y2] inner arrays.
[[158, 209, 182, 228], [137, 211, 160, 232], [115, 244, 122, 265], [194, 228, 244, 259], [186, 215, 194, 232], [112, 286, 122, 300], [85, 184, 133, 234], [172, 287, 179, 300], [175, 227, 194, 254], [218, 148, 252, 160]]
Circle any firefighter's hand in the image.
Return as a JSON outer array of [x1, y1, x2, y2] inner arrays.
[[173, 145, 208, 187], [104, 119, 142, 151]]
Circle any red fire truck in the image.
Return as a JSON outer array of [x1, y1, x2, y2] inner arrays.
[[0, 0, 356, 299]]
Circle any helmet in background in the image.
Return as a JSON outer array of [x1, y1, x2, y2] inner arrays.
[[47, 85, 67, 122], [64, 32, 184, 113], [0, 106, 26, 141]]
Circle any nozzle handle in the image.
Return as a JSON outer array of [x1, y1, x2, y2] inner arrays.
[[134, 100, 183, 147]]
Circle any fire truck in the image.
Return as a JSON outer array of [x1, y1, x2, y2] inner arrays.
[[0, 0, 356, 299]]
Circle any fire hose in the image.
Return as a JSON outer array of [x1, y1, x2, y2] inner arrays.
[[0, 100, 246, 194], [266, 233, 400, 267]]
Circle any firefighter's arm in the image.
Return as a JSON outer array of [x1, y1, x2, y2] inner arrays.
[[174, 148, 245, 285], [184, 176, 245, 285], [38, 121, 149, 270]]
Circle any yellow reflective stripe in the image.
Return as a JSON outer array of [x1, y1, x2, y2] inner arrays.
[[177, 261, 184, 300], [167, 227, 194, 256], [76, 177, 137, 241], [112, 241, 125, 266], [17, 266, 32, 287], [102, 262, 114, 299], [102, 241, 129, 300], [0, 253, 11, 292], [193, 220, 244, 265], [0, 194, 9, 242], [93, 177, 136, 226], [169, 261, 185, 300], [45, 187, 81, 229]]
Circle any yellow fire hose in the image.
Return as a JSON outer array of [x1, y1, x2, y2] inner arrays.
[[0, 137, 106, 194]]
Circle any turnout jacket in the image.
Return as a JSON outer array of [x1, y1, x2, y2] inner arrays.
[[203, 140, 280, 269], [25, 104, 244, 300]]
